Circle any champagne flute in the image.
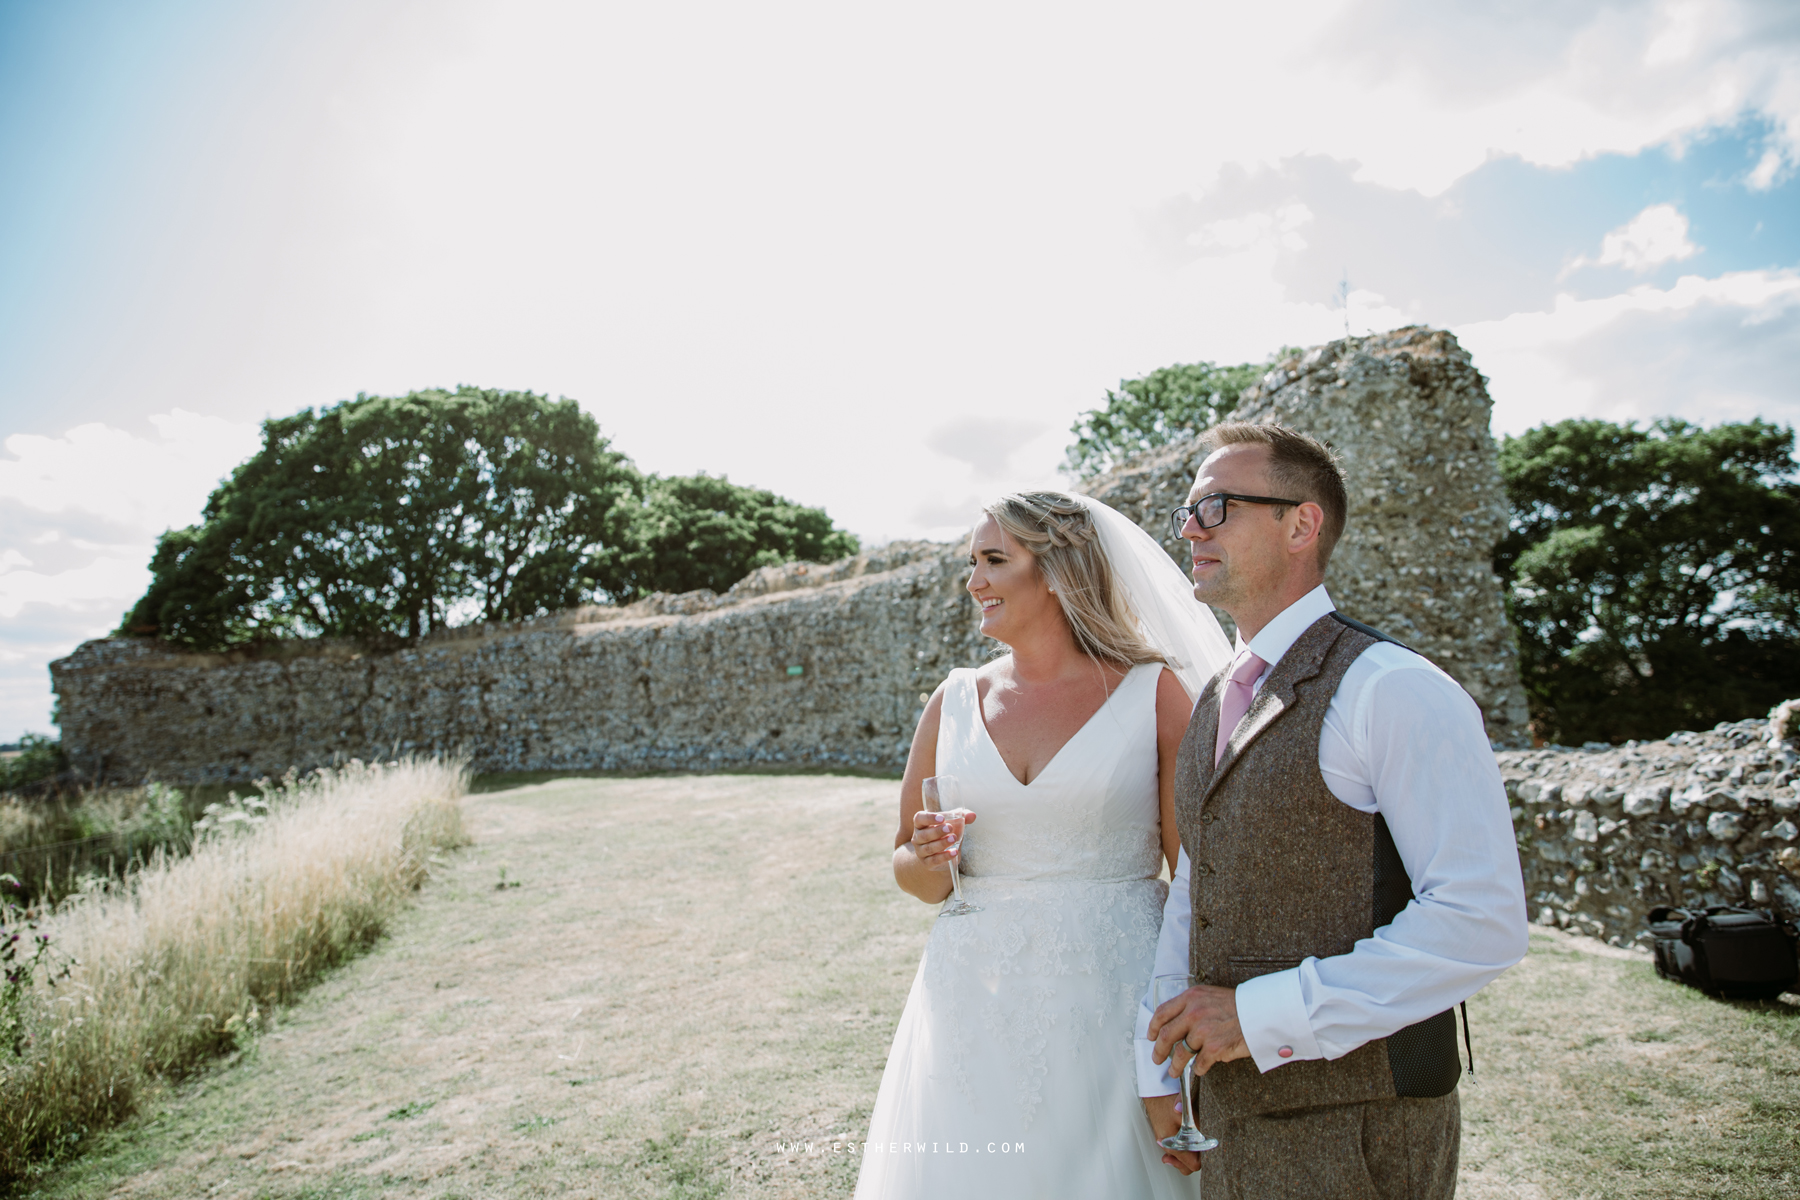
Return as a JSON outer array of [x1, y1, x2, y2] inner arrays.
[[921, 775, 980, 917], [1153, 973, 1220, 1153]]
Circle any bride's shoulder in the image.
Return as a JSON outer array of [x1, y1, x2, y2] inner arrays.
[[934, 663, 985, 694], [1152, 665, 1193, 730], [1118, 659, 1167, 688], [956, 658, 1013, 705]]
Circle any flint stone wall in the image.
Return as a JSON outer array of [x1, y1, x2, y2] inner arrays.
[[1087, 325, 1530, 745], [53, 325, 1531, 783], [52, 542, 986, 784], [1504, 702, 1800, 947]]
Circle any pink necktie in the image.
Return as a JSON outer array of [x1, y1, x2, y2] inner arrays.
[[1214, 651, 1269, 766]]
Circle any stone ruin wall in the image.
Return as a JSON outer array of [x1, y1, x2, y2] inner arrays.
[[51, 542, 988, 784], [1502, 705, 1800, 943], [52, 322, 1800, 936], [1087, 325, 1530, 743], [54, 326, 1531, 785]]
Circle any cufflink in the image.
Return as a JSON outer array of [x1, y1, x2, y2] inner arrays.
[[1277, 1046, 1294, 1058]]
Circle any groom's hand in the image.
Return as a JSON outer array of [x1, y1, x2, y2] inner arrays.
[[1149, 984, 1249, 1076], [1141, 1096, 1202, 1176]]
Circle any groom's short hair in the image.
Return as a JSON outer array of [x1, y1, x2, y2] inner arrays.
[[1200, 422, 1348, 568]]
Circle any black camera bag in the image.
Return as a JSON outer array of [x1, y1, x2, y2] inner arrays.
[[1648, 906, 1798, 1000]]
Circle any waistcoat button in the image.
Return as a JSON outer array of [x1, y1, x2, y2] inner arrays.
[[1195, 916, 1210, 930]]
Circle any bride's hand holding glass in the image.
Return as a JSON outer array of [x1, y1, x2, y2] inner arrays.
[[918, 775, 980, 916], [908, 806, 975, 871]]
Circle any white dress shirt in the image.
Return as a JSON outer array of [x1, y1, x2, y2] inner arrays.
[[1135, 585, 1529, 1096]]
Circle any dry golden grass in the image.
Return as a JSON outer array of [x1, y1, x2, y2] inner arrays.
[[1, 783, 193, 900], [1458, 928, 1799, 1200], [0, 797, 38, 850], [10, 773, 1798, 1199], [0, 759, 470, 1183], [12, 773, 925, 1200]]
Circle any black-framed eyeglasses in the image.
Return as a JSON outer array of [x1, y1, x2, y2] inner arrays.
[[1170, 492, 1304, 537]]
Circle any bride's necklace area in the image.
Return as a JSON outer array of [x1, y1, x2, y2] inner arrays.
[[980, 662, 1131, 785]]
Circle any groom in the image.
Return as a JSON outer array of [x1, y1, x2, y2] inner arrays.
[[1137, 422, 1529, 1197]]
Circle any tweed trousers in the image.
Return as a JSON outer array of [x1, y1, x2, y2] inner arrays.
[[1196, 1091, 1459, 1199]]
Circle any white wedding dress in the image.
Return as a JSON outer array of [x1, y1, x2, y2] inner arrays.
[[856, 662, 1201, 1199]]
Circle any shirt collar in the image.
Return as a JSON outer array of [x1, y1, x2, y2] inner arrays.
[[1238, 584, 1336, 666]]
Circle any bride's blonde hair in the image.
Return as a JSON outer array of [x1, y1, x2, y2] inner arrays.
[[982, 491, 1167, 669]]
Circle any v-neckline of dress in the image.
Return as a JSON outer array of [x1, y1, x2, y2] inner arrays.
[[974, 664, 1142, 788]]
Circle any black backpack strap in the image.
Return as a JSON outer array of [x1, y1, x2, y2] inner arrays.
[[1329, 610, 1416, 654], [1346, 607, 1473, 1079]]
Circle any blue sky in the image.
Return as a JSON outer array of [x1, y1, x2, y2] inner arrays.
[[1155, 119, 1800, 323], [2, 0, 1798, 736]]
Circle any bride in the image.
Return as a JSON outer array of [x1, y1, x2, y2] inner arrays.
[[855, 491, 1231, 1198]]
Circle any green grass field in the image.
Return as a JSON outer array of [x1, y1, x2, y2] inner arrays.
[[11, 774, 1797, 1199]]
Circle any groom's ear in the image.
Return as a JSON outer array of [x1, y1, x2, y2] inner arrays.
[[1285, 501, 1327, 563]]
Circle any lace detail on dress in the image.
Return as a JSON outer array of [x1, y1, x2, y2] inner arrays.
[[981, 981, 1058, 1123], [857, 660, 1200, 1198], [920, 878, 1167, 1130]]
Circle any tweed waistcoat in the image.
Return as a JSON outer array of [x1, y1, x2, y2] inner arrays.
[[1174, 612, 1462, 1118]]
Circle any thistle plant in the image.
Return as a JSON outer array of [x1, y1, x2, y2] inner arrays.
[[0, 873, 72, 1059]]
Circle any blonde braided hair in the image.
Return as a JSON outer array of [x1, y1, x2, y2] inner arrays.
[[982, 491, 1166, 669]]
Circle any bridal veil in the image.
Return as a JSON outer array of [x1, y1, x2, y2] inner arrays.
[[1072, 496, 1234, 697]]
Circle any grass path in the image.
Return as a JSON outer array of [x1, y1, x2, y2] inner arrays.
[[18, 775, 1799, 1199], [1458, 930, 1798, 1199]]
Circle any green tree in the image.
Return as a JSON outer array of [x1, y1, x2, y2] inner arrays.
[[1064, 359, 1267, 479], [1496, 418, 1800, 744], [124, 388, 642, 648], [0, 734, 66, 794], [611, 472, 860, 598]]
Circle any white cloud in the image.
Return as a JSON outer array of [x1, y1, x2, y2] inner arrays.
[[1746, 146, 1790, 189], [1594, 204, 1701, 271], [0, 410, 259, 533], [1456, 269, 1800, 434], [1306, 0, 1800, 194], [0, 555, 151, 622], [1644, 0, 1706, 68], [0, 411, 260, 733], [910, 492, 985, 539], [0, 408, 259, 619], [912, 417, 1067, 540], [1188, 204, 1316, 254], [925, 417, 1052, 473]]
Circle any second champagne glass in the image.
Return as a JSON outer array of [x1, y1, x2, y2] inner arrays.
[[921, 775, 980, 917], [1152, 973, 1220, 1153]]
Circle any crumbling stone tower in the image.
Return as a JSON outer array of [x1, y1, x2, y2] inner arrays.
[[1087, 325, 1532, 746]]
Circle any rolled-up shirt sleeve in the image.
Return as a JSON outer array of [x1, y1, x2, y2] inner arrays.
[[1135, 847, 1192, 1097], [1237, 653, 1530, 1070]]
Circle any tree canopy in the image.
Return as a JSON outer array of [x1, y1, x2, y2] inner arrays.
[[0, 733, 65, 794], [612, 473, 859, 597], [123, 389, 857, 650], [1496, 418, 1800, 744], [1063, 359, 1266, 479]]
